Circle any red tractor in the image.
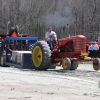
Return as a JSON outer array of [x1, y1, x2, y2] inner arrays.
[[31, 35, 100, 71]]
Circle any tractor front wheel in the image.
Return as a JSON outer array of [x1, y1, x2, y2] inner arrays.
[[62, 57, 71, 70], [70, 61, 79, 70], [31, 41, 51, 70], [93, 58, 100, 70]]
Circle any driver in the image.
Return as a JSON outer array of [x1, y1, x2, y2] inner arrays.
[[45, 27, 57, 50]]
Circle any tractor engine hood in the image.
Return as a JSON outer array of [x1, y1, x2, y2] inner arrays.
[[58, 35, 86, 46]]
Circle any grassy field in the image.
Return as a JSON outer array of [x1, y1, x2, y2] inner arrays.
[[80, 61, 92, 64]]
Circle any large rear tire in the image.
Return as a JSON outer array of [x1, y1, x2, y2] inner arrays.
[[31, 41, 51, 70], [93, 58, 100, 70], [62, 57, 71, 70], [70, 61, 79, 70]]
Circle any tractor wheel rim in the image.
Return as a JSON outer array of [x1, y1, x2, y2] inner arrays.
[[62, 59, 68, 69], [32, 46, 42, 67]]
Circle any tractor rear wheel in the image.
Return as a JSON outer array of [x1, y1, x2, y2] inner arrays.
[[70, 61, 79, 70], [62, 57, 71, 70], [93, 58, 100, 70], [31, 41, 51, 70]]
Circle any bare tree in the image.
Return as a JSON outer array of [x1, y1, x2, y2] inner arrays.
[[0, 0, 100, 40]]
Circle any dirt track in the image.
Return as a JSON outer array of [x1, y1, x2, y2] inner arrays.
[[0, 64, 100, 100]]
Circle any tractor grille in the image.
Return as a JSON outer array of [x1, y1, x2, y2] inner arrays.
[[76, 39, 86, 52]]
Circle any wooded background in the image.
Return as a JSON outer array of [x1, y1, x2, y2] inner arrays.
[[0, 0, 100, 40]]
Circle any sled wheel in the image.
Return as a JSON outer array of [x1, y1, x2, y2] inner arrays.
[[70, 61, 79, 70], [62, 57, 71, 70], [0, 55, 10, 67], [93, 58, 100, 70], [32, 41, 51, 70], [0, 55, 5, 67]]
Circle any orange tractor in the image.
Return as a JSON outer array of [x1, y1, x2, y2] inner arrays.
[[31, 35, 100, 71]]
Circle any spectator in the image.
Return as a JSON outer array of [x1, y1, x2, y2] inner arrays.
[[7, 27, 18, 37], [88, 43, 93, 57], [0, 37, 5, 50], [92, 41, 99, 58], [45, 27, 57, 50], [0, 37, 5, 54]]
